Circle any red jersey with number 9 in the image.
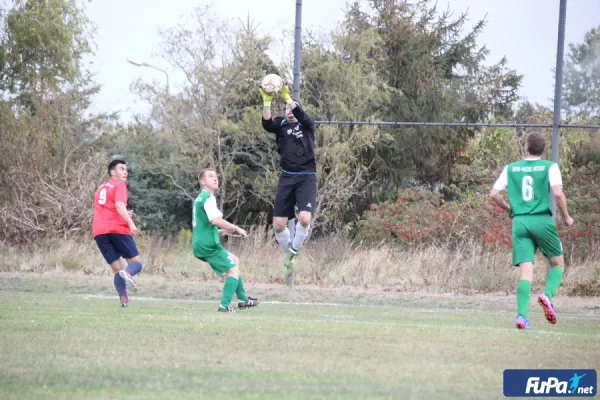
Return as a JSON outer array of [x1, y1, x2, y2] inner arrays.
[[92, 178, 130, 237]]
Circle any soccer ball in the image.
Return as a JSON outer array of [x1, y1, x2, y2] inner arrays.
[[261, 74, 283, 93]]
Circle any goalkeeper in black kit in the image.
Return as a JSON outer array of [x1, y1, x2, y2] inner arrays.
[[260, 80, 317, 286]]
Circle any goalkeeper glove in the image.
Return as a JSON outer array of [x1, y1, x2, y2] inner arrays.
[[280, 83, 293, 105], [259, 87, 273, 107]]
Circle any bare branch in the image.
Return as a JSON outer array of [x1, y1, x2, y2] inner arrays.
[[146, 169, 195, 201]]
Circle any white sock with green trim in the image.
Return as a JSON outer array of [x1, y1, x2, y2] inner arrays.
[[275, 228, 290, 252]]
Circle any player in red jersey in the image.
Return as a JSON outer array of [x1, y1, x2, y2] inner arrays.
[[93, 159, 143, 307]]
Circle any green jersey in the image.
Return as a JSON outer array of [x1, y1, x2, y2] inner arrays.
[[493, 158, 562, 217], [192, 190, 223, 258]]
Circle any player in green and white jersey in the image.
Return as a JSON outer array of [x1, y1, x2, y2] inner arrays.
[[192, 169, 258, 313], [490, 131, 574, 330]]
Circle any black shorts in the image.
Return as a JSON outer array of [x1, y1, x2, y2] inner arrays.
[[274, 173, 317, 218], [94, 233, 140, 265]]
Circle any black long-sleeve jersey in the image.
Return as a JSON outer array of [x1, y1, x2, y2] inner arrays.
[[261, 105, 316, 173]]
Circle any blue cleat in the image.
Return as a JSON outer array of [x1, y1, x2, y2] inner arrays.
[[516, 314, 530, 330]]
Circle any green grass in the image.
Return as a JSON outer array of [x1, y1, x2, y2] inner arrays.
[[0, 275, 599, 399]]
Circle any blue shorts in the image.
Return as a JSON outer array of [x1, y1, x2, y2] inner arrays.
[[94, 234, 139, 265]]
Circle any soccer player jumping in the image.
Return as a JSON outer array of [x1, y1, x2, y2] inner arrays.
[[489, 131, 574, 330], [92, 159, 143, 307], [192, 169, 258, 313], [260, 81, 318, 286]]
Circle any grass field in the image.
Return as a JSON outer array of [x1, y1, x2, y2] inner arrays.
[[1, 273, 599, 399]]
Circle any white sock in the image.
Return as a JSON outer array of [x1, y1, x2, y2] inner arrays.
[[275, 227, 291, 252], [287, 218, 296, 242], [292, 222, 309, 251]]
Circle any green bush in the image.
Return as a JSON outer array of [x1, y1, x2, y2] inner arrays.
[[357, 176, 600, 263]]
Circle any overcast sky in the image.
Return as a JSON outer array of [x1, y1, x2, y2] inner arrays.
[[81, 0, 600, 123]]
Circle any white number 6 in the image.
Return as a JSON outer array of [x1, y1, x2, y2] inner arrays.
[[522, 176, 534, 202]]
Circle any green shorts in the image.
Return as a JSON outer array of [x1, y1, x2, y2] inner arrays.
[[511, 214, 563, 266], [196, 246, 236, 275]]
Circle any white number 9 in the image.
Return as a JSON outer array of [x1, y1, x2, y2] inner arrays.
[[98, 188, 107, 205]]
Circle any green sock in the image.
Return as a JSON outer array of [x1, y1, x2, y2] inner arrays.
[[544, 267, 564, 298], [517, 280, 532, 319], [236, 276, 248, 302], [220, 276, 238, 308]]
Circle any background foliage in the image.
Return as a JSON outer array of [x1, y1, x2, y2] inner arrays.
[[1, 0, 600, 272]]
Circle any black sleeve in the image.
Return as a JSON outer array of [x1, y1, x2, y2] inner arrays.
[[262, 117, 284, 134], [291, 105, 315, 132]]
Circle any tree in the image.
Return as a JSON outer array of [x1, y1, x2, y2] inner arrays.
[[0, 0, 92, 109], [119, 1, 530, 237], [351, 0, 522, 186], [130, 7, 283, 230], [562, 25, 600, 119], [298, 25, 389, 232], [0, 0, 111, 244]]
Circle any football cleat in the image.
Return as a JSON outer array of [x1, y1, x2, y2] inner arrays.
[[119, 270, 137, 292], [537, 293, 557, 324], [516, 314, 530, 330], [238, 297, 259, 309]]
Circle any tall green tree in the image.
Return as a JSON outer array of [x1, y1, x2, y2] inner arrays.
[[0, 0, 92, 108], [562, 25, 600, 119], [348, 0, 521, 186]]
